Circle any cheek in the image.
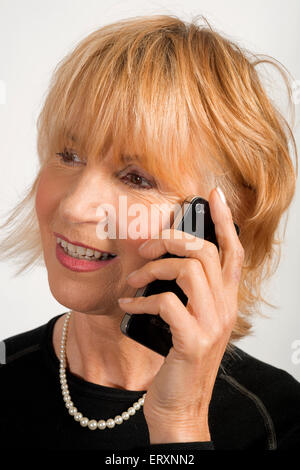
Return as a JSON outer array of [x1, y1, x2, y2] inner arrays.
[[116, 198, 175, 252], [116, 204, 151, 244], [35, 167, 61, 224]]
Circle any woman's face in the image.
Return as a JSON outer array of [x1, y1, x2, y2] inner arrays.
[[35, 145, 200, 316]]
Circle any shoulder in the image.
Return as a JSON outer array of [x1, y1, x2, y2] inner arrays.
[[0, 321, 50, 409], [0, 314, 61, 369], [0, 313, 64, 415], [0, 324, 45, 367], [221, 345, 300, 397], [218, 345, 300, 449]]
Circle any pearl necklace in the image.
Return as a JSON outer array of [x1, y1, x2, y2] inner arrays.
[[59, 311, 147, 430]]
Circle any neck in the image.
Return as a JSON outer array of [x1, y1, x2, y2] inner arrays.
[[52, 311, 165, 391]]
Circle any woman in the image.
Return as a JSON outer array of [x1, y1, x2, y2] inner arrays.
[[0, 14, 299, 451]]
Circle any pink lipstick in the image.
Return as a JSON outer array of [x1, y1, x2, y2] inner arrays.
[[54, 233, 118, 273]]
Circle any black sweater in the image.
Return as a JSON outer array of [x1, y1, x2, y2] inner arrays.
[[0, 312, 299, 451]]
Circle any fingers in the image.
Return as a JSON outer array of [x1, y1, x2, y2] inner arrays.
[[128, 187, 243, 332], [137, 230, 228, 321], [126, 257, 217, 325], [118, 291, 200, 357], [208, 188, 244, 295]]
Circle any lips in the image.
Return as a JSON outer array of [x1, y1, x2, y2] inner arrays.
[[53, 232, 116, 255], [55, 243, 117, 272]]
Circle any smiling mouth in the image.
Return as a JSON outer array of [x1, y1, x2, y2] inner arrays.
[[56, 236, 117, 261]]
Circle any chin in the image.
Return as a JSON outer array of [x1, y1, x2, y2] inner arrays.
[[47, 277, 111, 314]]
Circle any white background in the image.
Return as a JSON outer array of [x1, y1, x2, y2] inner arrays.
[[0, 0, 299, 380]]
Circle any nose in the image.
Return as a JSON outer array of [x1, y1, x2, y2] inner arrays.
[[58, 167, 113, 225]]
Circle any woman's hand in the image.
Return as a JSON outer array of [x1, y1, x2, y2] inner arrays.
[[118, 187, 244, 443]]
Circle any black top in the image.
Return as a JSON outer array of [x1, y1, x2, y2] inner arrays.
[[0, 312, 299, 451]]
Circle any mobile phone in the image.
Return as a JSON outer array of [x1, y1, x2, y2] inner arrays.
[[120, 196, 240, 357]]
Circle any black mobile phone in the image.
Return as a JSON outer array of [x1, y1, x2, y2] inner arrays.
[[120, 196, 240, 357]]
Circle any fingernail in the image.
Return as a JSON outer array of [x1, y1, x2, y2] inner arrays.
[[139, 240, 150, 250], [126, 270, 138, 280], [118, 297, 133, 303], [216, 187, 227, 205]]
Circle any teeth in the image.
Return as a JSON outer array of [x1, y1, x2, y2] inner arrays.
[[76, 246, 86, 256], [56, 237, 115, 260]]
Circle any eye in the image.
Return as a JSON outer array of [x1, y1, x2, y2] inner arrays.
[[55, 148, 85, 166], [56, 150, 156, 190], [119, 168, 156, 190]]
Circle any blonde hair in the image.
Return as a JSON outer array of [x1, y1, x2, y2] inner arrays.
[[0, 14, 298, 341]]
